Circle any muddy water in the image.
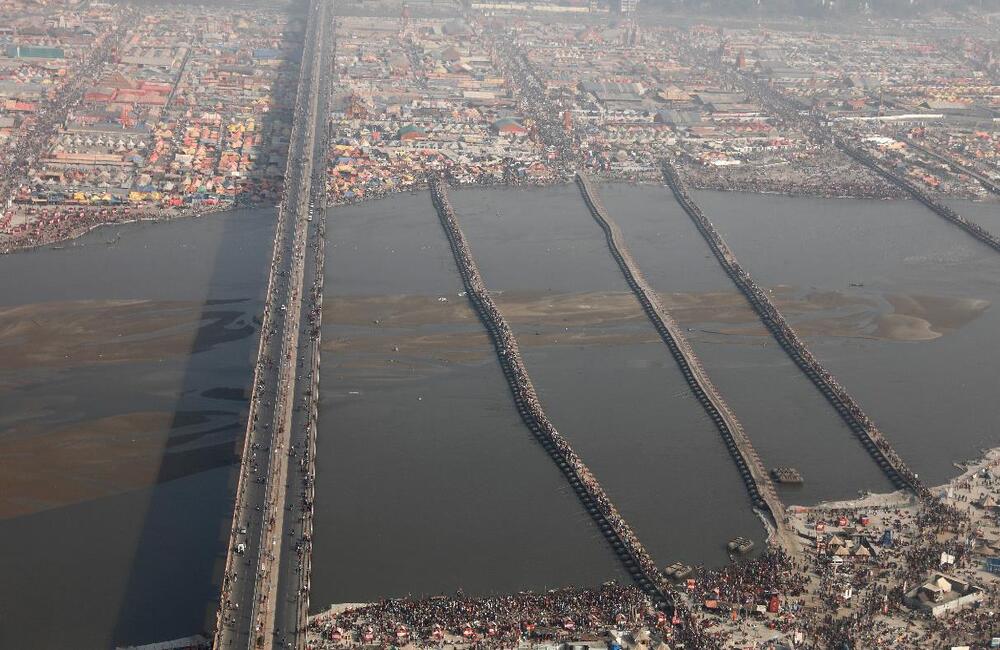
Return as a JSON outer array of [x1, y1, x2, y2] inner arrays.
[[450, 185, 766, 567], [0, 209, 275, 649], [2, 185, 992, 646], [310, 194, 622, 611]]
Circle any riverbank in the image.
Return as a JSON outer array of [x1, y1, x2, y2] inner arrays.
[[9, 176, 997, 256], [687, 446, 1000, 648], [795, 446, 1000, 513], [0, 202, 256, 255]]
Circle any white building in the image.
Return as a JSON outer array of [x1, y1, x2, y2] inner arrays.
[[904, 573, 985, 617]]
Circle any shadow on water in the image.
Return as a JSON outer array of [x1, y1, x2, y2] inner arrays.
[[0, 208, 276, 648], [107, 303, 254, 644], [107, 11, 303, 645]]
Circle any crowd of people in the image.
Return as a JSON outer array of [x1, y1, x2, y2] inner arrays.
[[681, 482, 996, 649], [767, 460, 1000, 649], [308, 584, 655, 648], [690, 550, 807, 608], [491, 29, 576, 176], [678, 150, 906, 200], [794, 506, 989, 648], [0, 203, 234, 253]]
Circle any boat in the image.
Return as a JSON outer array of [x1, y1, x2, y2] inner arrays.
[[770, 467, 804, 484], [850, 282, 864, 287], [727, 536, 754, 554], [664, 561, 693, 580]]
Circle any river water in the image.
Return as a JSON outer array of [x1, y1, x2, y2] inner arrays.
[[1, 187, 995, 644], [0, 209, 274, 649], [691, 190, 1000, 487], [310, 193, 623, 612], [448, 185, 766, 559], [598, 184, 897, 505]]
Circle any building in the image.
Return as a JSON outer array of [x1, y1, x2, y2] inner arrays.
[[397, 124, 426, 141], [821, 533, 879, 562], [904, 573, 985, 617]]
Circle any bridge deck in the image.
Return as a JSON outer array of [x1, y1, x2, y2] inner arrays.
[[575, 172, 788, 547], [213, 1, 332, 648]]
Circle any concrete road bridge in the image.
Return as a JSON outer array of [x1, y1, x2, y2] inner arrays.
[[212, 1, 334, 648]]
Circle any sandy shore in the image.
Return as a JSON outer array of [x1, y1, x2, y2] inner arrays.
[[0, 298, 254, 518], [0, 299, 210, 369], [325, 287, 990, 352]]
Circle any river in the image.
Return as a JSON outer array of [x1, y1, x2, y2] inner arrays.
[[0, 208, 274, 649], [309, 193, 623, 612], [1, 187, 995, 644], [691, 190, 1000, 487]]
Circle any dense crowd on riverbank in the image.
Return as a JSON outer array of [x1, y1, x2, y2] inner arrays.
[[308, 584, 654, 648], [677, 152, 907, 200], [0, 203, 244, 254]]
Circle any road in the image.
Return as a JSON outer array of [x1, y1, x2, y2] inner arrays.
[[271, 4, 335, 646], [213, 1, 333, 648]]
